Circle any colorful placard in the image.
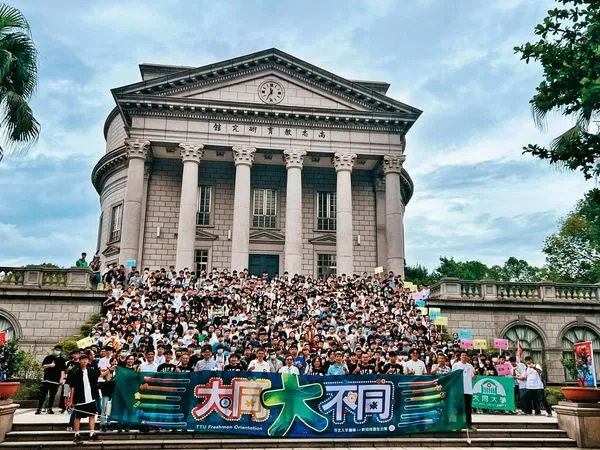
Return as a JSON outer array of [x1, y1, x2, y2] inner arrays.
[[428, 307, 441, 321], [76, 336, 94, 349], [415, 299, 426, 309], [434, 316, 448, 326], [374, 266, 384, 274], [574, 341, 597, 387], [125, 259, 137, 268], [473, 339, 488, 350], [495, 363, 512, 376], [493, 338, 509, 350], [460, 339, 474, 350], [458, 329, 472, 340], [0, 331, 6, 345]]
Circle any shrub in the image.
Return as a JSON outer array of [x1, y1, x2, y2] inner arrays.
[[546, 387, 566, 405]]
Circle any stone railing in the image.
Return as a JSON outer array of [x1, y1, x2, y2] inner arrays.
[[430, 277, 600, 302], [0, 266, 94, 290]]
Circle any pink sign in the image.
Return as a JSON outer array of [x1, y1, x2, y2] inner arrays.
[[460, 339, 474, 350], [496, 363, 512, 376], [494, 338, 509, 350]]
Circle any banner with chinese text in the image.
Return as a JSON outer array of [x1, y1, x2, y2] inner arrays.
[[574, 341, 597, 387], [110, 367, 466, 437], [471, 376, 515, 411]]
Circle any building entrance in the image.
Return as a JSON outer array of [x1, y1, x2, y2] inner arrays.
[[248, 254, 279, 278]]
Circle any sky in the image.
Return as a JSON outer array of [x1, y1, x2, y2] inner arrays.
[[0, 0, 592, 270]]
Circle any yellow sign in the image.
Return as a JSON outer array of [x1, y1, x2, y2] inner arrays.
[[374, 266, 384, 274], [473, 339, 488, 350], [434, 316, 448, 326], [77, 336, 93, 349], [403, 281, 417, 292]]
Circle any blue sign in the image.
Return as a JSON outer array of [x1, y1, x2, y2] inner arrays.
[[125, 259, 137, 268]]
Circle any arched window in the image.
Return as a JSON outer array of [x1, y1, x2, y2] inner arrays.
[[0, 314, 17, 341], [503, 324, 544, 364], [561, 326, 600, 381]]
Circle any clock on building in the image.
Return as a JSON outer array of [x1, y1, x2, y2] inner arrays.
[[258, 80, 285, 104]]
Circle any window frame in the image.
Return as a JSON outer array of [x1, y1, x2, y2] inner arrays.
[[316, 191, 337, 231], [252, 188, 278, 229], [108, 202, 123, 243], [197, 185, 213, 227], [317, 253, 337, 279], [195, 249, 210, 276]]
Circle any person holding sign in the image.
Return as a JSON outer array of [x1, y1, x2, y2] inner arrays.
[[452, 351, 476, 428]]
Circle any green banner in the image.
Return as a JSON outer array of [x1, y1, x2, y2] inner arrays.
[[110, 367, 467, 437], [471, 376, 515, 411]]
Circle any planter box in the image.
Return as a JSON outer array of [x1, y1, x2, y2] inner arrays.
[[555, 401, 600, 447]]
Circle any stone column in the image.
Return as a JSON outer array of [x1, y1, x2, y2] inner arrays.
[[375, 177, 386, 269], [383, 154, 406, 278], [333, 152, 357, 276], [175, 142, 204, 271], [231, 146, 256, 272], [120, 139, 150, 265], [283, 149, 306, 276]]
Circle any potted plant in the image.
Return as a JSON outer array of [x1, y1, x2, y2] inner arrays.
[[560, 354, 600, 403], [0, 339, 24, 400]]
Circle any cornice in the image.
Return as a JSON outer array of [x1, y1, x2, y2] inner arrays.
[[103, 106, 121, 139], [91, 147, 128, 194]]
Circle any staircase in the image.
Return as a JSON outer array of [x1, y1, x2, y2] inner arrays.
[[0, 420, 576, 449]]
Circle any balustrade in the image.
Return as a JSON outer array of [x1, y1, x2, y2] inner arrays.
[[0, 266, 93, 290]]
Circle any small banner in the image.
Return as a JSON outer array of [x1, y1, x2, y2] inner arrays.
[[76, 336, 94, 349], [460, 339, 474, 350], [111, 368, 466, 437], [493, 338, 509, 350], [495, 363, 512, 376], [125, 259, 137, 268], [574, 341, 597, 387], [374, 266, 384, 274], [404, 282, 417, 292], [472, 376, 515, 411], [473, 339, 488, 350], [0, 331, 6, 345], [415, 299, 426, 309], [458, 329, 472, 340], [434, 316, 448, 326]]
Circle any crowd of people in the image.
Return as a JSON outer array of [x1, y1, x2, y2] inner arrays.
[[38, 260, 553, 443]]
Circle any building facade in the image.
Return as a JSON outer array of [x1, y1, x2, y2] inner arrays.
[[92, 49, 421, 277]]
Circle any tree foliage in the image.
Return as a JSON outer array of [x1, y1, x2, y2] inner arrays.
[[515, 0, 600, 179], [0, 4, 39, 162], [543, 188, 600, 282]]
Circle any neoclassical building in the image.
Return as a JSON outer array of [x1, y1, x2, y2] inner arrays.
[[92, 49, 421, 277]]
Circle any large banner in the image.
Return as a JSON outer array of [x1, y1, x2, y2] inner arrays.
[[471, 376, 515, 411], [574, 341, 597, 387], [110, 367, 466, 437]]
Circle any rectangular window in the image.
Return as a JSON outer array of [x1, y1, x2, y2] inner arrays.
[[316, 192, 336, 231], [253, 188, 277, 228], [195, 249, 209, 275], [197, 186, 212, 226], [317, 254, 336, 278], [109, 204, 123, 242]]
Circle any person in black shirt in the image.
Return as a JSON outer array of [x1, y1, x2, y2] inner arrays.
[[176, 354, 194, 373], [157, 353, 177, 372], [224, 353, 245, 372], [346, 353, 359, 374], [36, 345, 66, 415], [357, 353, 376, 375], [59, 351, 80, 413], [382, 351, 404, 374]]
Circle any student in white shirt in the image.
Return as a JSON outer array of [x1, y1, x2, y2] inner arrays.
[[279, 354, 300, 375], [137, 350, 159, 372], [404, 350, 427, 375], [248, 348, 271, 373], [452, 351, 476, 428], [523, 356, 544, 415]]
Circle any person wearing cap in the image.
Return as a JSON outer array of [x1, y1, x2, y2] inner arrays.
[[65, 351, 101, 444], [36, 345, 66, 415]]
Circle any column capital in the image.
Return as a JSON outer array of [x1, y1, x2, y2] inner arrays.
[[232, 146, 256, 167], [179, 142, 204, 163], [333, 152, 357, 172], [283, 149, 307, 169], [383, 154, 406, 175], [125, 138, 150, 160]]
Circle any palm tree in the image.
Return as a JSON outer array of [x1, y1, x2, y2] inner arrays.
[[0, 4, 39, 162]]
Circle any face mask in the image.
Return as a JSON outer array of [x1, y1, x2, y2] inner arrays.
[[217, 349, 224, 354], [53, 351, 61, 357], [270, 355, 277, 360], [194, 349, 201, 354]]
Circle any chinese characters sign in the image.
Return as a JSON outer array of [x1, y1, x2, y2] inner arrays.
[[111, 368, 466, 437], [209, 122, 329, 141], [471, 376, 515, 411]]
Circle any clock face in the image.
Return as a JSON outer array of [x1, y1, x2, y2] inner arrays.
[[258, 80, 285, 104]]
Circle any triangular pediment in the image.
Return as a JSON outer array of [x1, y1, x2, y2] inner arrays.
[[196, 228, 219, 241], [309, 234, 336, 246], [181, 72, 363, 111], [114, 49, 422, 120], [249, 229, 285, 244], [101, 244, 120, 257]]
